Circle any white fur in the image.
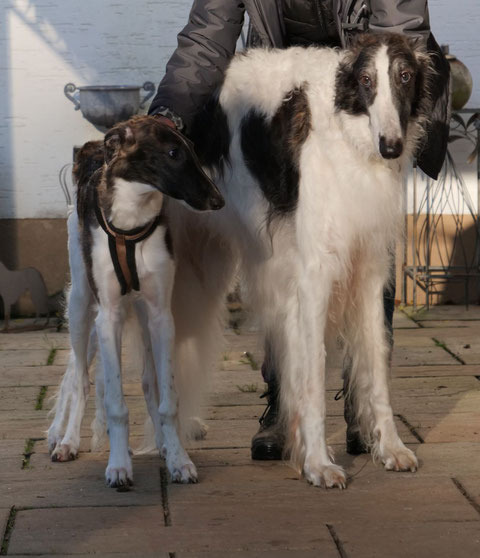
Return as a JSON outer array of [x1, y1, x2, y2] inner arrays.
[[48, 184, 198, 486], [168, 44, 421, 488], [369, 46, 403, 152], [110, 178, 164, 230]]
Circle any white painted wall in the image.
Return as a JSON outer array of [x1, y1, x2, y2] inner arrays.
[[0, 0, 478, 219], [0, 0, 194, 219]]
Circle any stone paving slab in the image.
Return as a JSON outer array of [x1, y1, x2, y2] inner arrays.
[[0, 387, 41, 412], [177, 552, 331, 558], [418, 319, 480, 328], [0, 440, 25, 458], [10, 555, 170, 558], [391, 375, 480, 396], [335, 521, 480, 558], [2, 306, 480, 556], [411, 412, 480, 443], [391, 329, 447, 345], [392, 364, 477, 378], [166, 463, 479, 520], [0, 509, 11, 548], [161, 511, 339, 555], [0, 349, 51, 367], [0, 330, 70, 350], [8, 506, 167, 556], [456, 476, 480, 508], [433, 340, 480, 364], [394, 388, 480, 415], [392, 344, 459, 366], [405, 305, 480, 321], [0, 365, 65, 387], [392, 312, 419, 328], [415, 443, 480, 476], [3, 458, 163, 509], [396, 326, 480, 339]]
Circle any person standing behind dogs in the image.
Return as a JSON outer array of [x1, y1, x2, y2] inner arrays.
[[148, 0, 450, 460]]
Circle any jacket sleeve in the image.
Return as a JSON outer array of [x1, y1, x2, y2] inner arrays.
[[368, 0, 450, 180], [148, 0, 245, 132], [368, 0, 430, 38]]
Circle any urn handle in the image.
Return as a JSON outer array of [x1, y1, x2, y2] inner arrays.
[[64, 83, 80, 110], [139, 81, 155, 109]]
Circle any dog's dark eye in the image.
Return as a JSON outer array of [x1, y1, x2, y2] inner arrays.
[[168, 148, 178, 159], [400, 71, 411, 84], [359, 75, 371, 88]]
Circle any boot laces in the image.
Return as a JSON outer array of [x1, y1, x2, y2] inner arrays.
[[258, 386, 278, 428]]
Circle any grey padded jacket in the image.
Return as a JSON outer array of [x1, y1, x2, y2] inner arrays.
[[149, 0, 450, 179]]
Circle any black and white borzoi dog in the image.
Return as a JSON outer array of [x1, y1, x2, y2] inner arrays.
[[48, 116, 224, 486], [165, 33, 435, 488], [50, 33, 434, 489]]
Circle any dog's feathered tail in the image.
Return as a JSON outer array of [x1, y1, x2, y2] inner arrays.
[[167, 199, 238, 440]]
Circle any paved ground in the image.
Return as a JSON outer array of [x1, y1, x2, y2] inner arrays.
[[1, 306, 480, 557]]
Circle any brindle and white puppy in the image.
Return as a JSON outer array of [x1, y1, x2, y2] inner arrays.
[[48, 115, 223, 487]]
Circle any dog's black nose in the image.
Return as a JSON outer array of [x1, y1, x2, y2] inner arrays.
[[379, 136, 403, 159]]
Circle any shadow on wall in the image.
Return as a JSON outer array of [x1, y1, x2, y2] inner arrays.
[[1, 0, 174, 316], [0, 3, 15, 266]]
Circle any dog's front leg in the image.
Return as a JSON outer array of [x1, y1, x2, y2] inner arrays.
[[96, 307, 132, 487], [285, 269, 346, 489], [353, 272, 418, 472], [146, 303, 197, 484]]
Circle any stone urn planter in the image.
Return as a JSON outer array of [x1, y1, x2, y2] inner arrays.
[[64, 82, 155, 129], [442, 45, 473, 111]]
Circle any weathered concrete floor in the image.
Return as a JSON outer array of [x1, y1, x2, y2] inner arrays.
[[1, 306, 479, 557]]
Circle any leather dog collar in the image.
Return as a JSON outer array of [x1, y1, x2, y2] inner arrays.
[[94, 188, 162, 296]]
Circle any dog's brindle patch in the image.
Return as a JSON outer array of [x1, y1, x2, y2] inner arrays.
[[240, 86, 311, 217], [73, 141, 104, 299], [73, 131, 174, 298], [99, 117, 222, 218], [335, 33, 426, 133]]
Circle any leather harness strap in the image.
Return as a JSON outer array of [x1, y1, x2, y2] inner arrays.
[[93, 188, 163, 296]]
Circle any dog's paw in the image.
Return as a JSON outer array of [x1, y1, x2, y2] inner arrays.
[[47, 428, 64, 453], [51, 443, 78, 462], [105, 464, 133, 488], [170, 461, 198, 484], [303, 461, 347, 489], [188, 417, 208, 441], [381, 445, 418, 472]]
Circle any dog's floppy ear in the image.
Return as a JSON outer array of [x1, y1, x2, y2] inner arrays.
[[104, 125, 134, 163], [410, 42, 437, 119], [73, 140, 104, 186]]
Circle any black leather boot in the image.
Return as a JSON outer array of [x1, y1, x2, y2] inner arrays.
[[343, 380, 369, 455], [251, 380, 285, 460]]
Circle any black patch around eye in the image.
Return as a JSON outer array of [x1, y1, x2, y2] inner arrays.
[[335, 49, 377, 115], [241, 87, 311, 218]]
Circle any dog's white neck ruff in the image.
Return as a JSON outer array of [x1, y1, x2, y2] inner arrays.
[[110, 178, 163, 230]]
